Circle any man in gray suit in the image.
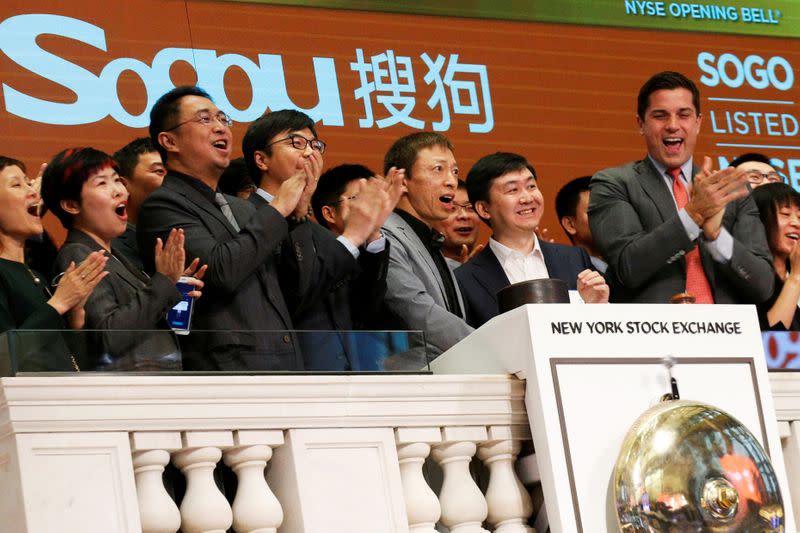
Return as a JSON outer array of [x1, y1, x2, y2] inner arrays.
[[380, 132, 474, 356], [589, 71, 773, 304], [138, 86, 312, 371]]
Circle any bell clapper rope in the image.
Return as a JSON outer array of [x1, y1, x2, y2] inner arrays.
[[661, 355, 680, 401]]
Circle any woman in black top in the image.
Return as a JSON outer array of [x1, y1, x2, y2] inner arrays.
[[0, 156, 107, 370], [752, 183, 800, 330], [41, 148, 205, 370]]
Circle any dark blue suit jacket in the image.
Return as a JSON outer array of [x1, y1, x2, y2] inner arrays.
[[454, 241, 594, 329], [249, 192, 388, 371]]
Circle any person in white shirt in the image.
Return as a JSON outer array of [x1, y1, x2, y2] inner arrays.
[[455, 152, 608, 328]]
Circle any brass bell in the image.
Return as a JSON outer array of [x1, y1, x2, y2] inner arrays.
[[613, 399, 784, 532]]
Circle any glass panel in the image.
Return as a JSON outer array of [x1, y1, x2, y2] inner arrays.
[[0, 329, 428, 376]]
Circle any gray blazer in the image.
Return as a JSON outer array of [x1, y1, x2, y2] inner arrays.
[[588, 157, 774, 304], [56, 229, 181, 370], [381, 212, 473, 356], [137, 172, 303, 371]]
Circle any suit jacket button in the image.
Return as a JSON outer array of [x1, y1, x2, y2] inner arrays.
[[282, 335, 291, 344]]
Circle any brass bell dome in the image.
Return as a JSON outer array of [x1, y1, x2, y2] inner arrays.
[[613, 399, 784, 532]]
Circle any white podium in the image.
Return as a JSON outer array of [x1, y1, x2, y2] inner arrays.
[[431, 303, 797, 533]]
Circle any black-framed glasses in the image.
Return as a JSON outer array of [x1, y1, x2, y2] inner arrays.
[[745, 170, 782, 184], [268, 134, 326, 154], [165, 110, 233, 132], [328, 193, 358, 206]]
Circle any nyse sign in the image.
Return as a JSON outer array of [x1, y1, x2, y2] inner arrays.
[[0, 14, 494, 132], [698, 51, 800, 189]]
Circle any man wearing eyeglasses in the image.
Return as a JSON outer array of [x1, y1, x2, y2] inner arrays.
[[729, 152, 783, 189], [138, 86, 313, 371], [242, 110, 398, 370], [432, 181, 484, 269], [588, 71, 773, 304]]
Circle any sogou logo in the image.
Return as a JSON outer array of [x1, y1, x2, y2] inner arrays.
[[697, 52, 794, 91], [0, 14, 344, 127]]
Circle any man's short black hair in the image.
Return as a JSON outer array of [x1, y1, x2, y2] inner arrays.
[[113, 137, 157, 180], [554, 176, 592, 243], [637, 71, 701, 120], [218, 157, 256, 197], [555, 176, 592, 219], [149, 86, 212, 163], [729, 152, 772, 168], [465, 152, 536, 209], [383, 132, 453, 178], [311, 164, 374, 228], [242, 110, 318, 184]]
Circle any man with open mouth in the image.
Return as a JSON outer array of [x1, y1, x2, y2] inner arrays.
[[433, 180, 484, 270], [378, 132, 474, 357], [138, 86, 311, 371], [588, 71, 773, 305]]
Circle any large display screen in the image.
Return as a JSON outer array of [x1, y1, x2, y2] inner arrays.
[[0, 0, 797, 243]]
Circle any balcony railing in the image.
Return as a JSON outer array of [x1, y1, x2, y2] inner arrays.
[[1, 330, 799, 532]]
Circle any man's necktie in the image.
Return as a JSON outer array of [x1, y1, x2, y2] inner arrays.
[[669, 168, 714, 304], [214, 192, 241, 233]]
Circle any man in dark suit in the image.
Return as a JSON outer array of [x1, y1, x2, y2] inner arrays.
[[588, 71, 773, 304], [455, 152, 608, 328], [242, 111, 392, 370], [555, 176, 607, 274], [138, 86, 312, 371], [112, 137, 166, 271], [308, 164, 396, 370]]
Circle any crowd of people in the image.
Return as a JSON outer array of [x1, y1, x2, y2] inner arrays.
[[0, 70, 794, 372]]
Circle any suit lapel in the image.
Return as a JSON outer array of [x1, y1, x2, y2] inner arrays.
[[164, 175, 238, 237], [66, 230, 145, 291], [541, 241, 563, 281], [390, 214, 446, 299], [637, 159, 677, 224], [471, 246, 510, 307]]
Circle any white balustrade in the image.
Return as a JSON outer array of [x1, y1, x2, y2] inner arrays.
[[223, 430, 285, 533], [172, 431, 234, 533], [6, 373, 800, 533], [395, 427, 442, 533], [432, 426, 490, 533], [130, 432, 183, 533], [477, 426, 534, 533]]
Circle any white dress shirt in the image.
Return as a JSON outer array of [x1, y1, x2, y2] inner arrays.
[[489, 236, 549, 285]]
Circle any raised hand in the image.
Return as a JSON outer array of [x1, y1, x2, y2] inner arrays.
[[577, 269, 609, 304], [292, 151, 324, 220], [272, 169, 310, 218], [686, 156, 749, 238], [181, 257, 208, 299], [48, 251, 109, 324], [154, 228, 186, 283], [364, 167, 405, 242], [341, 178, 387, 247], [459, 243, 485, 264]]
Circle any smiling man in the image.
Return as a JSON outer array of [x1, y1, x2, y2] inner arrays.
[[588, 71, 773, 304], [455, 152, 608, 329], [137, 86, 311, 371], [380, 132, 473, 355]]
